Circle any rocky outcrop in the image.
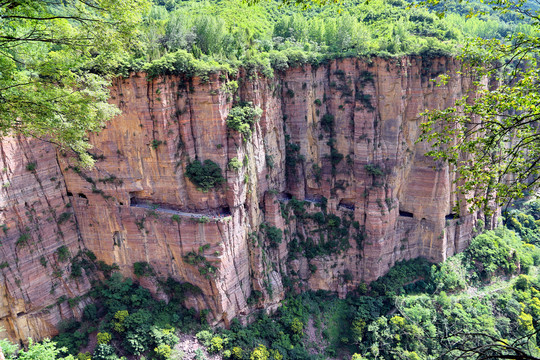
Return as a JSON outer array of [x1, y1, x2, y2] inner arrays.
[[0, 56, 493, 342]]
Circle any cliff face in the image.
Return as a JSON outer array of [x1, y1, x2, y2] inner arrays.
[[0, 57, 493, 341]]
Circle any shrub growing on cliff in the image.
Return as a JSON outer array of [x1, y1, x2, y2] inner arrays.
[[56, 246, 70, 262], [226, 103, 263, 141], [228, 157, 242, 171], [26, 162, 37, 172], [16, 233, 29, 247], [321, 114, 335, 133], [133, 261, 155, 277], [364, 164, 384, 177], [264, 224, 283, 248], [185, 159, 225, 191], [330, 148, 344, 167], [57, 212, 72, 225]]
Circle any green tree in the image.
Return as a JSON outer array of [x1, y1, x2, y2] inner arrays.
[[232, 346, 244, 359], [6, 338, 74, 360], [154, 343, 172, 359], [0, 0, 149, 167], [250, 344, 270, 360], [96, 332, 111, 345], [418, 0, 540, 214]]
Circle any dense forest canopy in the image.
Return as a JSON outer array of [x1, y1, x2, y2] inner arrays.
[[127, 0, 536, 76]]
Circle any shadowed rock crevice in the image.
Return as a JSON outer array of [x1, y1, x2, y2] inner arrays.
[[399, 210, 414, 218]]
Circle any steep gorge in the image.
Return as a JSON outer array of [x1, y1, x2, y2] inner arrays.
[[0, 56, 495, 342]]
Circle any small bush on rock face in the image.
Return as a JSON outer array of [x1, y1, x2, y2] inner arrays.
[[26, 162, 36, 171], [321, 113, 334, 133], [185, 159, 225, 191], [228, 157, 242, 171], [56, 245, 70, 262], [364, 163, 384, 177], [226, 103, 263, 140], [133, 261, 155, 277], [265, 225, 283, 248]]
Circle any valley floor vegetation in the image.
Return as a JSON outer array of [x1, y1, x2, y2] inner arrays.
[[3, 199, 540, 360]]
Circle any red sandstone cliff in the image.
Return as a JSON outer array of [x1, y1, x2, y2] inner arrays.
[[0, 56, 494, 341]]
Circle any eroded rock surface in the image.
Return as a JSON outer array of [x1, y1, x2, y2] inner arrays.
[[0, 57, 494, 341]]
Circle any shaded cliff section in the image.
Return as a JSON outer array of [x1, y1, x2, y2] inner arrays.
[[0, 57, 496, 342]]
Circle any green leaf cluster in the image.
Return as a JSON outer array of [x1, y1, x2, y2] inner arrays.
[[0, 0, 150, 166], [49, 273, 201, 359], [226, 103, 263, 140], [185, 159, 225, 191]]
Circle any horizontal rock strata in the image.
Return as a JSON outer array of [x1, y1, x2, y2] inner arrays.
[[0, 57, 494, 341]]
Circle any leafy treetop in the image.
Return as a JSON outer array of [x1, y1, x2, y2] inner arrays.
[[0, 0, 150, 166], [419, 17, 540, 214]]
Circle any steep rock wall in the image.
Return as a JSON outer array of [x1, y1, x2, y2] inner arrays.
[[0, 137, 92, 341], [0, 56, 493, 342]]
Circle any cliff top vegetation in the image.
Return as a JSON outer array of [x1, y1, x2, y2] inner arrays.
[[129, 0, 536, 78], [0, 0, 534, 167]]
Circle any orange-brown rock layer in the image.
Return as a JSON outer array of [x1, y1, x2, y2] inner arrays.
[[0, 56, 495, 342]]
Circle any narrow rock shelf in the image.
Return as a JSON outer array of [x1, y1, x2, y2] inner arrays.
[[131, 202, 231, 222]]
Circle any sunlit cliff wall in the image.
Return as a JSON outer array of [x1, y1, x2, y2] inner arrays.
[[0, 56, 495, 341]]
